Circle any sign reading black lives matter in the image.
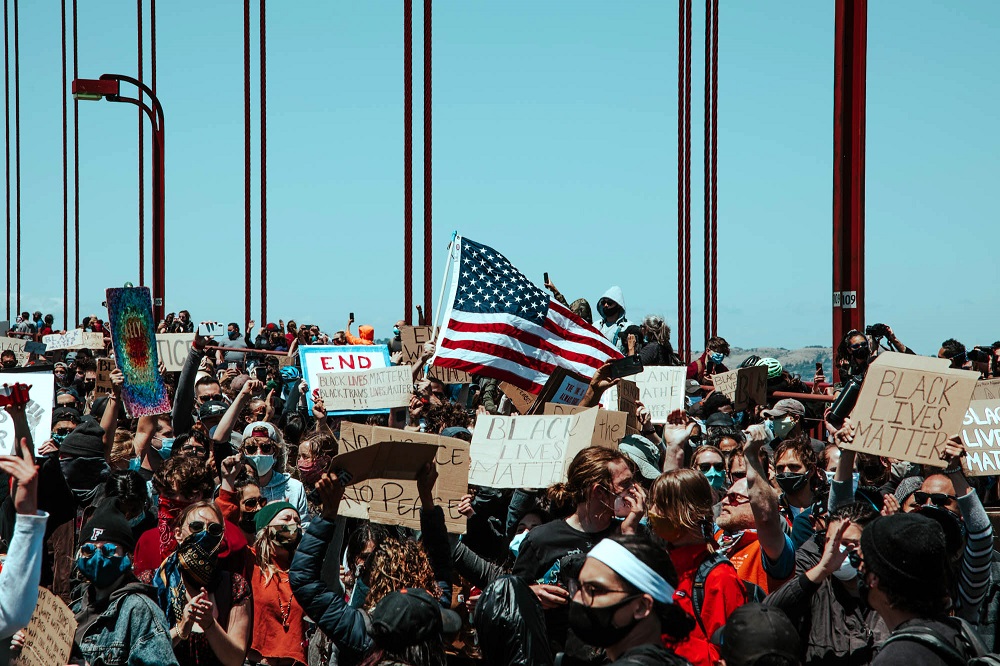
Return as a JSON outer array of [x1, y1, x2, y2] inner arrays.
[[841, 353, 978, 468]]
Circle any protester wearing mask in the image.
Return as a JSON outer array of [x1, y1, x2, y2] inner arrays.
[[58, 418, 112, 507], [939, 337, 972, 370], [762, 398, 819, 451], [217, 322, 246, 365], [100, 470, 157, 539], [216, 453, 269, 538], [688, 336, 730, 384], [295, 433, 336, 517], [63, 497, 178, 665], [567, 535, 693, 665], [51, 406, 81, 447], [247, 501, 309, 666], [0, 349, 17, 368], [648, 469, 746, 666], [772, 436, 825, 518], [860, 513, 991, 664], [240, 422, 309, 524], [387, 319, 405, 355], [151, 500, 253, 665], [764, 501, 887, 666], [595, 286, 633, 353], [836, 330, 872, 384], [53, 361, 71, 388], [690, 445, 728, 498]]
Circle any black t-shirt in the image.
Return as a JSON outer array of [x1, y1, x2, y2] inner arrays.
[[512, 519, 618, 583]]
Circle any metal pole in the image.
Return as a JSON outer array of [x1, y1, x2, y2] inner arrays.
[[832, 0, 866, 356]]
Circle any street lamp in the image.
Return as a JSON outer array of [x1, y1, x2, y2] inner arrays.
[[72, 74, 166, 323]]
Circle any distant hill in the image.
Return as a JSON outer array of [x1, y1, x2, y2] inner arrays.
[[725, 346, 834, 380]]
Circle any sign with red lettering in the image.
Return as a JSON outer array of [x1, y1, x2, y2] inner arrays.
[[842, 352, 979, 467], [299, 345, 392, 416]]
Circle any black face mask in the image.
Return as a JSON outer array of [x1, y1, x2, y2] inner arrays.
[[239, 512, 259, 534], [567, 596, 640, 648], [59, 456, 111, 504], [228, 332, 240, 340], [83, 380, 96, 393], [775, 472, 810, 494]]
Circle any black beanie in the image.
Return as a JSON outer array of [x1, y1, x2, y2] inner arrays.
[[59, 417, 107, 458], [860, 513, 948, 593], [81, 497, 136, 553]]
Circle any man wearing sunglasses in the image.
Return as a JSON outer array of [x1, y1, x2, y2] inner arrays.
[[69, 497, 177, 665]]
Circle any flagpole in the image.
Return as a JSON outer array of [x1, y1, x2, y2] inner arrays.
[[431, 230, 458, 337]]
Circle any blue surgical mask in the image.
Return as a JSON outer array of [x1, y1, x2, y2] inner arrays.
[[710, 352, 725, 364], [76, 550, 131, 589], [704, 468, 726, 490], [247, 454, 275, 476], [157, 437, 175, 460], [392, 327, 400, 337], [509, 530, 529, 558]]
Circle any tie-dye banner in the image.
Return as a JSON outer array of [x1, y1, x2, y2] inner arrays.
[[105, 286, 171, 417]]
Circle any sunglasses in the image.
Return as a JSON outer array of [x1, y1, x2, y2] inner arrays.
[[847, 551, 863, 569], [724, 492, 750, 506], [199, 394, 224, 403], [913, 491, 958, 507], [849, 342, 869, 352], [242, 496, 267, 510], [53, 427, 74, 436], [80, 542, 120, 559], [187, 521, 224, 536], [243, 441, 275, 455], [729, 470, 747, 481], [698, 462, 725, 473]]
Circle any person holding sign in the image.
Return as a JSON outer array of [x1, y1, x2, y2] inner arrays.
[[65, 497, 178, 666], [687, 336, 730, 385]]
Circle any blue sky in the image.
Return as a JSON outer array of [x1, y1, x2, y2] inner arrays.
[[8, 2, 999, 355]]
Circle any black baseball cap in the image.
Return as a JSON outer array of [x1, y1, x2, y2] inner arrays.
[[711, 604, 800, 666], [370, 588, 461, 652]]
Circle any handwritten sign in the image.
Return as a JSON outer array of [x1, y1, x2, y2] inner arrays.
[[83, 331, 106, 349], [95, 357, 117, 397], [337, 424, 470, 533], [42, 329, 84, 351], [469, 408, 599, 488], [713, 365, 768, 412], [0, 336, 29, 365], [533, 367, 590, 410], [543, 403, 627, 449], [10, 587, 76, 666], [973, 379, 1000, 401], [602, 368, 684, 424], [399, 326, 472, 384], [842, 352, 979, 467], [961, 400, 1000, 476], [155, 333, 195, 372], [0, 371, 54, 456], [499, 381, 537, 415], [315, 366, 412, 413], [300, 345, 391, 416]]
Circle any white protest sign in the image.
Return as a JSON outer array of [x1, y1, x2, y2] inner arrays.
[[42, 329, 84, 351], [0, 336, 29, 365], [469, 408, 599, 488], [300, 345, 392, 416], [315, 366, 412, 412], [0, 372, 54, 456], [155, 333, 195, 372], [603, 366, 685, 424], [842, 352, 979, 467]]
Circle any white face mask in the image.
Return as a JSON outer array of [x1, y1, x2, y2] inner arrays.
[[832, 545, 858, 581], [772, 416, 796, 439]]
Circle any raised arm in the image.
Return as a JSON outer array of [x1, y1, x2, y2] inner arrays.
[[743, 424, 789, 565], [213, 379, 263, 444], [172, 328, 210, 435], [100, 368, 124, 460]]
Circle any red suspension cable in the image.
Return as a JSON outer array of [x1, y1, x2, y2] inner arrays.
[[13, 0, 19, 315], [403, 0, 413, 325], [243, 0, 251, 328], [259, 0, 267, 325], [72, 0, 78, 324], [138, 0, 144, 286], [676, 0, 685, 363], [3, 0, 8, 321], [702, 0, 711, 348], [62, 0, 68, 328], [684, 0, 692, 361], [422, 0, 432, 322], [711, 0, 719, 338]]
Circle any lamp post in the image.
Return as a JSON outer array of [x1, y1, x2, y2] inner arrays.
[[72, 74, 166, 323]]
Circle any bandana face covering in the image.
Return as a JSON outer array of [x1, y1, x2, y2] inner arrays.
[[157, 496, 189, 560], [177, 527, 225, 587], [297, 456, 330, 485]]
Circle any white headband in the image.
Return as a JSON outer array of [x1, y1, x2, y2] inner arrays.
[[587, 539, 676, 605]]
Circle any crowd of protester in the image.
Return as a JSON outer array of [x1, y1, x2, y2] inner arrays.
[[1, 285, 1000, 666]]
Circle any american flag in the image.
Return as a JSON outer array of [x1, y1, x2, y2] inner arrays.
[[430, 236, 622, 393]]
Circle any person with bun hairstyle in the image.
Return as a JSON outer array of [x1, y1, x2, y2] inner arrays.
[[567, 534, 693, 665], [648, 469, 746, 666], [512, 447, 640, 655]]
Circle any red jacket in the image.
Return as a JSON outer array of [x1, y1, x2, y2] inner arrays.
[[663, 543, 747, 666]]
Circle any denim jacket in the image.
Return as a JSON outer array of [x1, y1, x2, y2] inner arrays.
[[73, 579, 178, 666]]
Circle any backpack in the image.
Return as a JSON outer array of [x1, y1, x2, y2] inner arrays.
[[691, 551, 766, 636], [880, 616, 1000, 666]]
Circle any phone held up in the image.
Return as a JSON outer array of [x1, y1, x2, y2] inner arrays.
[[607, 355, 643, 379]]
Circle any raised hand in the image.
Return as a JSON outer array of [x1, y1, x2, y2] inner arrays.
[[0, 437, 38, 515]]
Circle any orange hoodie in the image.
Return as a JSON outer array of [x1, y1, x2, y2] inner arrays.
[[346, 324, 375, 345]]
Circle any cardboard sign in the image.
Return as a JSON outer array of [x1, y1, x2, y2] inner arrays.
[[155, 333, 196, 372], [42, 329, 85, 351], [973, 379, 1000, 401], [315, 366, 412, 413], [337, 424, 471, 533], [300, 345, 392, 416], [399, 326, 473, 384], [842, 352, 979, 467], [0, 336, 30, 365], [83, 332, 106, 349], [106, 287, 172, 417], [328, 440, 440, 485], [961, 400, 1000, 476], [95, 357, 117, 397], [499, 381, 537, 415], [10, 587, 77, 666], [0, 372, 54, 456], [533, 367, 590, 410], [601, 371, 676, 428], [713, 365, 768, 412], [469, 408, 600, 488], [542, 403, 628, 449]]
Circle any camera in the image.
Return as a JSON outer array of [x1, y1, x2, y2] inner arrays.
[[865, 323, 890, 339]]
